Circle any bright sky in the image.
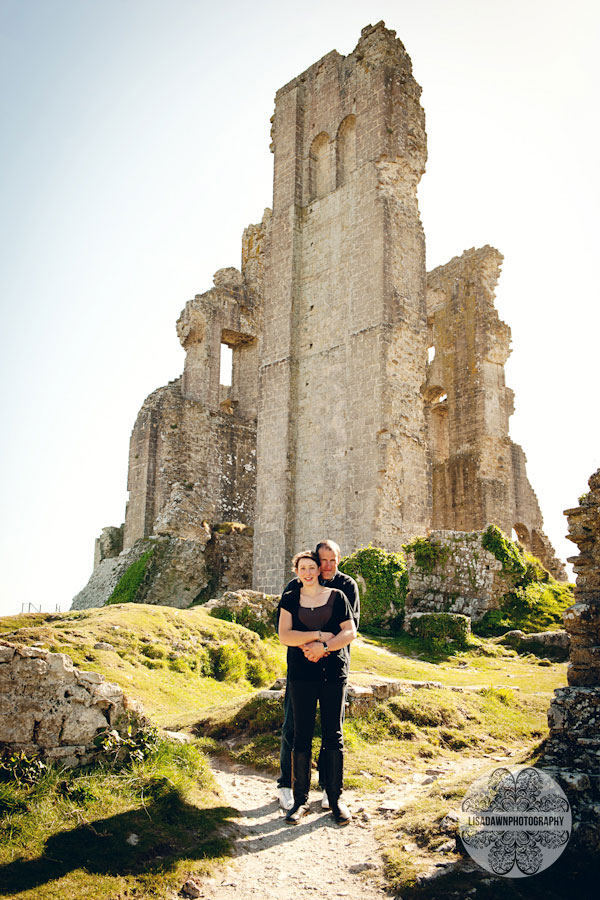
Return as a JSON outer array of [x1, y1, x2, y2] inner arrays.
[[1, 0, 598, 617]]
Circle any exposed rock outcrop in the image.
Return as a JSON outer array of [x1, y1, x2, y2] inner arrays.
[[0, 641, 143, 767]]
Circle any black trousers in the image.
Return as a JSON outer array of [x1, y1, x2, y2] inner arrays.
[[288, 679, 346, 754]]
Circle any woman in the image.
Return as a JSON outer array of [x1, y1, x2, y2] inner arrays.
[[278, 550, 357, 825]]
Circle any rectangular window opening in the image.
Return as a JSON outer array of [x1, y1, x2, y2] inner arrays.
[[220, 343, 233, 387]]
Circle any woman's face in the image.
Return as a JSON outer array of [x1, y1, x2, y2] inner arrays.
[[296, 557, 320, 587]]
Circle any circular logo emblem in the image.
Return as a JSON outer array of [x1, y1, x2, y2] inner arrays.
[[458, 766, 571, 878]]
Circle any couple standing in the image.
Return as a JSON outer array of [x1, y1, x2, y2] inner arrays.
[[277, 540, 360, 825]]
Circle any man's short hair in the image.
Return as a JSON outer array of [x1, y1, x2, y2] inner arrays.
[[315, 539, 341, 560]]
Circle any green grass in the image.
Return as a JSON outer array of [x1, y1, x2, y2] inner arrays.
[[350, 634, 567, 695], [0, 605, 286, 728], [197, 632, 564, 782], [0, 738, 234, 900], [0, 606, 573, 899]]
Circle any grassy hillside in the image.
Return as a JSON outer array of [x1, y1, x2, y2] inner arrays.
[[0, 604, 284, 728], [0, 604, 570, 900]]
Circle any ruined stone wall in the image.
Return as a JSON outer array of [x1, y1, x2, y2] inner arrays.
[[562, 470, 600, 686], [425, 247, 563, 578], [94, 525, 123, 569], [404, 530, 518, 622], [0, 641, 141, 768], [253, 22, 430, 593], [543, 470, 600, 852], [122, 377, 256, 548], [75, 21, 565, 609], [122, 213, 269, 553]]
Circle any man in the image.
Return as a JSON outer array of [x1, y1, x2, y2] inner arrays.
[[276, 539, 360, 811]]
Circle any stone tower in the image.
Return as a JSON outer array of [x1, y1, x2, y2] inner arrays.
[[73, 21, 565, 612], [253, 23, 431, 592]]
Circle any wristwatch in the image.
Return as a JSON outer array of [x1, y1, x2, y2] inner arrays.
[[322, 641, 329, 653]]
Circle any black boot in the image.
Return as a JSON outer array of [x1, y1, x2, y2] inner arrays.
[[286, 750, 311, 824], [324, 748, 351, 825]]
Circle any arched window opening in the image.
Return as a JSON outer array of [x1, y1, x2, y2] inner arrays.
[[309, 132, 330, 201], [513, 523, 531, 549], [336, 115, 356, 187]]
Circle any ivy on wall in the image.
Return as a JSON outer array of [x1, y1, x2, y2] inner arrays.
[[339, 545, 408, 632]]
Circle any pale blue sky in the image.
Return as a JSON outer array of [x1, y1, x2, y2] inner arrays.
[[1, 0, 598, 616]]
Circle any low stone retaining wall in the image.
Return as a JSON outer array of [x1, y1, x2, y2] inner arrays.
[[405, 529, 518, 621], [257, 675, 471, 716]]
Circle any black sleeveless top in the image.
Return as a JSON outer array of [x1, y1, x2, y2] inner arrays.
[[279, 587, 353, 682]]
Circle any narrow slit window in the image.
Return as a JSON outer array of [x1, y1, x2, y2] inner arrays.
[[220, 343, 232, 387]]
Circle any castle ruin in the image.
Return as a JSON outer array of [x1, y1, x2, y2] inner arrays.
[[73, 22, 563, 610]]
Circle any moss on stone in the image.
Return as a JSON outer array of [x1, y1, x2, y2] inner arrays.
[[106, 547, 155, 605], [403, 536, 449, 574], [481, 524, 526, 577]]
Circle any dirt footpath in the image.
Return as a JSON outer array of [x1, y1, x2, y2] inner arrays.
[[187, 758, 399, 900]]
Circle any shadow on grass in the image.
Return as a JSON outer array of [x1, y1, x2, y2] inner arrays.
[[393, 848, 600, 900], [359, 631, 465, 664], [0, 788, 235, 895]]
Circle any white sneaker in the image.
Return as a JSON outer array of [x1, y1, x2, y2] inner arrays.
[[277, 786, 294, 811], [333, 798, 351, 825], [321, 789, 330, 810]]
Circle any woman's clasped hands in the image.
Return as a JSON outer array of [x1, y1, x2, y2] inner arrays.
[[300, 632, 334, 662]]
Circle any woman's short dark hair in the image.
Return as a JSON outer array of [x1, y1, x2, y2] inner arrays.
[[292, 550, 320, 571]]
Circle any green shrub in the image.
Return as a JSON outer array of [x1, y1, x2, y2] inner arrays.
[[94, 721, 162, 768], [476, 581, 574, 636], [107, 546, 155, 605], [210, 605, 275, 638], [245, 658, 271, 686], [403, 536, 449, 574], [209, 643, 247, 681], [142, 643, 165, 659], [339, 545, 408, 632], [0, 750, 47, 785], [407, 613, 470, 651], [203, 696, 284, 740]]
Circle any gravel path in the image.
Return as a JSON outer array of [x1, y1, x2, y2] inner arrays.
[[185, 758, 399, 900]]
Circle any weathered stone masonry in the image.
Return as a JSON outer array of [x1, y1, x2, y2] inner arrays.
[[73, 22, 563, 609], [544, 469, 600, 852]]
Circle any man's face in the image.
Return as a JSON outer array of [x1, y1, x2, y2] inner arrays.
[[318, 548, 339, 581]]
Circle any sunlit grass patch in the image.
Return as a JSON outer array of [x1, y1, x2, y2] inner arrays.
[[0, 605, 286, 728], [0, 737, 233, 900]]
